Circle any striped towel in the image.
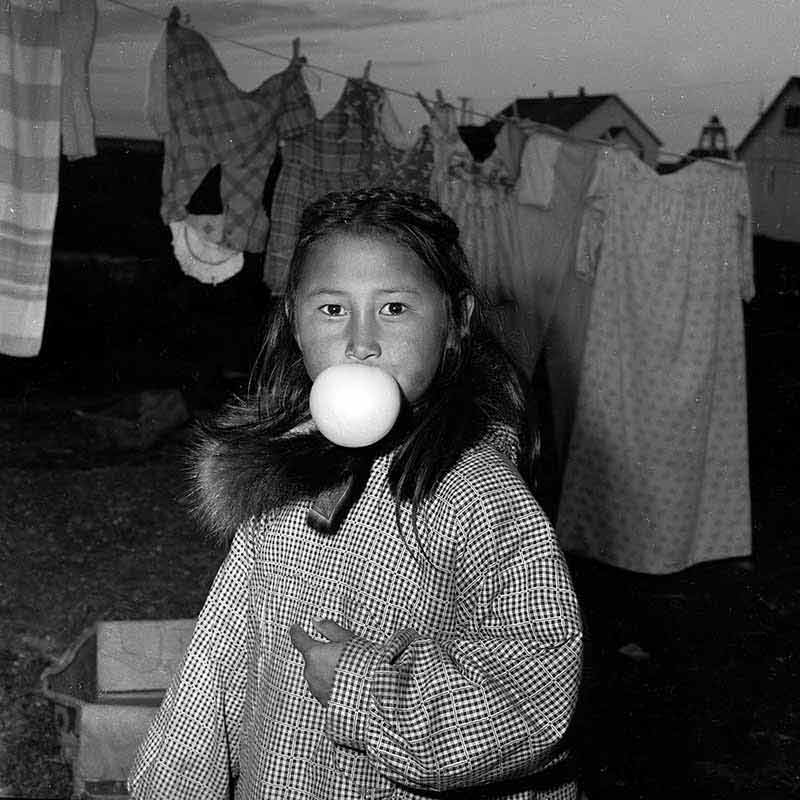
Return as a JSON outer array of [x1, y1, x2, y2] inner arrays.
[[0, 0, 62, 357]]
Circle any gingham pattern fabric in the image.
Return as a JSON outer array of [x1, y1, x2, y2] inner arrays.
[[263, 80, 434, 293], [128, 435, 583, 799], [161, 23, 314, 253]]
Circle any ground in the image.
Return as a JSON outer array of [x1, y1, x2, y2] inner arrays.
[[1, 293, 799, 799]]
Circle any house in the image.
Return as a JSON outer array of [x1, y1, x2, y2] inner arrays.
[[495, 87, 663, 167], [736, 76, 800, 243]]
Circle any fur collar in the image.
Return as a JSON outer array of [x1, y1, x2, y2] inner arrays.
[[187, 400, 520, 544], [187, 401, 409, 543]]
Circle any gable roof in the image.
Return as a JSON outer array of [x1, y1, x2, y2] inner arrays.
[[499, 93, 610, 129], [498, 91, 663, 146], [736, 75, 800, 156]]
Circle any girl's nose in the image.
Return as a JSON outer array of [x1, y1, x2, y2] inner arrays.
[[345, 317, 381, 361]]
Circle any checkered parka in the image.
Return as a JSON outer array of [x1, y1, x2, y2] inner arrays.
[[128, 431, 583, 799]]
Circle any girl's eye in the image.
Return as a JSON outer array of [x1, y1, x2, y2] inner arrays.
[[319, 303, 345, 317], [380, 302, 407, 316]]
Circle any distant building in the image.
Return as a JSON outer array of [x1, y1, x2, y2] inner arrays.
[[496, 87, 663, 167], [657, 114, 732, 174], [736, 76, 800, 243], [688, 115, 732, 160]]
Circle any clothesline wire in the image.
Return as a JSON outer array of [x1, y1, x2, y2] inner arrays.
[[103, 0, 164, 21], [102, 0, 745, 167], [103, 0, 420, 101]]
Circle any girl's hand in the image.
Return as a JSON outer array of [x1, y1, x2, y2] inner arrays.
[[289, 619, 354, 707]]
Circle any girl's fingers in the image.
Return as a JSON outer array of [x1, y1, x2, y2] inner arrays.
[[313, 619, 354, 642], [289, 624, 316, 654]]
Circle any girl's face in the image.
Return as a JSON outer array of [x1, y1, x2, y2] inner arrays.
[[292, 234, 456, 404]]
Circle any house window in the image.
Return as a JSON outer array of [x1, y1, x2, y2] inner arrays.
[[784, 105, 800, 130]]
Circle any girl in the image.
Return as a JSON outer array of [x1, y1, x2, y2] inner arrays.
[[129, 187, 583, 799]]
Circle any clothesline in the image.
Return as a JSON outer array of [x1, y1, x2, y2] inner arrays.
[[104, 0, 426, 103], [102, 0, 744, 168]]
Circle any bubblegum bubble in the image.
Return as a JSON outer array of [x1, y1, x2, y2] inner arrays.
[[309, 363, 401, 448]]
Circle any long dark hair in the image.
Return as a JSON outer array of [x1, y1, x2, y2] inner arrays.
[[204, 187, 536, 531]]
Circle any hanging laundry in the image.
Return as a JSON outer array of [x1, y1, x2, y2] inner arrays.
[[507, 132, 599, 467], [429, 106, 522, 331], [59, 0, 97, 160], [516, 133, 563, 209], [170, 157, 244, 283], [264, 78, 378, 292], [0, 0, 62, 357], [367, 92, 434, 195], [160, 22, 315, 255], [144, 27, 169, 137], [556, 150, 755, 574], [264, 79, 434, 293], [169, 220, 244, 285], [429, 99, 474, 205]]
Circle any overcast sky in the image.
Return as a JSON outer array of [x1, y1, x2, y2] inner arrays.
[[91, 0, 800, 157]]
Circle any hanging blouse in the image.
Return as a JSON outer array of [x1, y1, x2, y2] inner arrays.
[[367, 92, 434, 196], [503, 131, 599, 426], [264, 80, 434, 293], [59, 0, 97, 160], [169, 219, 244, 286], [429, 107, 522, 310], [161, 23, 315, 254]]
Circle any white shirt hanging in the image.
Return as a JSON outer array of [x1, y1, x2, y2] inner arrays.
[[169, 219, 244, 285]]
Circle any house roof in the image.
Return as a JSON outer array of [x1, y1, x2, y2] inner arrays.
[[736, 75, 800, 156], [499, 93, 610, 129], [497, 91, 663, 147]]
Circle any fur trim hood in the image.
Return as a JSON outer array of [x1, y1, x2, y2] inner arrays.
[[187, 401, 375, 543], [188, 399, 522, 544]]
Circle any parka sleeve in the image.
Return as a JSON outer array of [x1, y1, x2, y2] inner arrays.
[[127, 521, 254, 799], [324, 475, 583, 794]]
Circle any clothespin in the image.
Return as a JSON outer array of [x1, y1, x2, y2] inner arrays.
[[291, 37, 306, 66], [415, 91, 434, 117], [435, 89, 447, 106], [166, 5, 181, 26], [362, 60, 372, 81], [458, 97, 472, 125]]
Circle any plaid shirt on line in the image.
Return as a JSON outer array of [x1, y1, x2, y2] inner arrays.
[[162, 24, 315, 254], [263, 78, 435, 293], [128, 433, 583, 799]]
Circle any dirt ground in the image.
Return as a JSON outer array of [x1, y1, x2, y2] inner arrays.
[[1, 294, 799, 799]]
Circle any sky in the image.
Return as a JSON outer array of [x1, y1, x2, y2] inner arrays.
[[91, 0, 800, 158]]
